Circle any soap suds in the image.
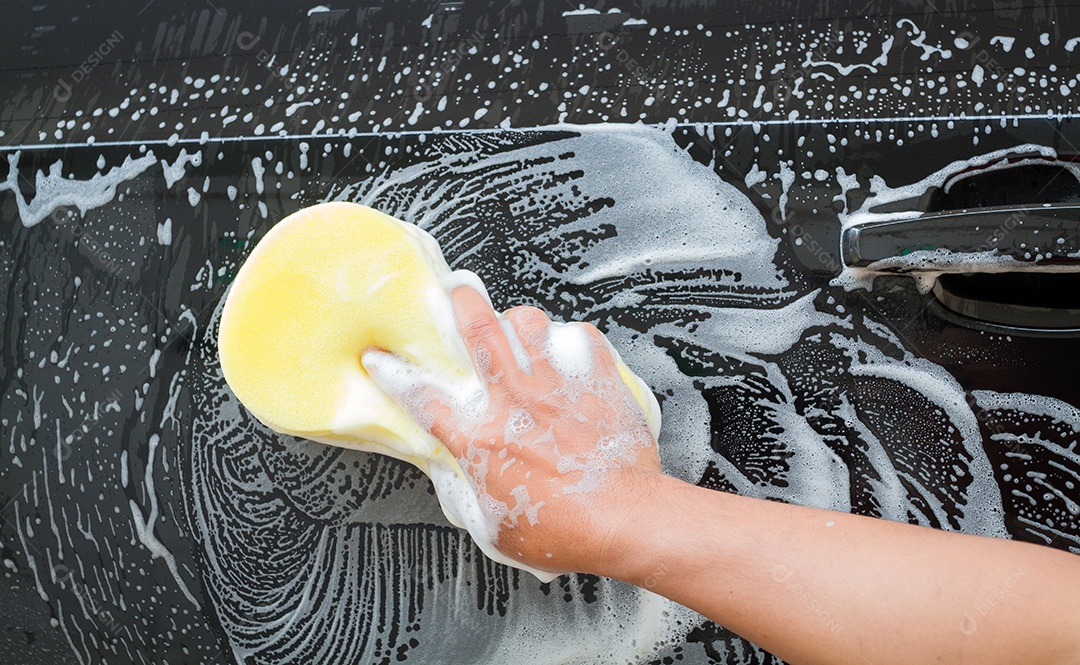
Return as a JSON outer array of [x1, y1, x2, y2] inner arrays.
[[1, 151, 157, 227]]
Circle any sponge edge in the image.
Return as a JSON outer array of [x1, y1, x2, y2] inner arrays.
[[218, 202, 662, 582]]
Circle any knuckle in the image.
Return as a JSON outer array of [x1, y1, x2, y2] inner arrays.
[[523, 327, 548, 350], [507, 306, 548, 331], [508, 307, 551, 347], [462, 317, 498, 343]]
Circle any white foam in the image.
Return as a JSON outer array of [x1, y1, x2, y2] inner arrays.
[[127, 434, 203, 610], [139, 124, 1074, 665], [251, 157, 266, 195], [545, 322, 594, 378], [156, 218, 172, 245], [841, 143, 1059, 229], [500, 319, 533, 373], [863, 247, 1066, 275], [832, 143, 1069, 292], [710, 291, 848, 355], [160, 149, 202, 188], [1, 151, 157, 228], [562, 6, 602, 16], [990, 35, 1016, 52]]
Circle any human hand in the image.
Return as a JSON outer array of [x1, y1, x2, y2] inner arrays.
[[364, 285, 662, 576]]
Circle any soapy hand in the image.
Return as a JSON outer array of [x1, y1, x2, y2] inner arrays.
[[365, 285, 661, 575]]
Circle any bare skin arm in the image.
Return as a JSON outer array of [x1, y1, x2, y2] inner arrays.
[[366, 285, 1080, 665]]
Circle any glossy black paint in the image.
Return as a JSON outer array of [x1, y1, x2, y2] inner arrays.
[[2, 2, 1079, 664]]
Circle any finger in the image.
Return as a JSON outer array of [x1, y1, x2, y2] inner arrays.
[[580, 323, 620, 374], [542, 320, 618, 378], [417, 397, 467, 454], [451, 285, 519, 383], [570, 321, 621, 380], [504, 306, 552, 373], [361, 348, 458, 435]]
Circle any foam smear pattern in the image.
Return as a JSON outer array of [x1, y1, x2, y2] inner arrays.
[[6, 123, 1080, 665], [192, 125, 1054, 665]]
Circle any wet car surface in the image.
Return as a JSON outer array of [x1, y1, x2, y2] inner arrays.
[[2, 2, 1079, 663]]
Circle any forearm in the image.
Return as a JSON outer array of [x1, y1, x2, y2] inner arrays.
[[596, 473, 1080, 665]]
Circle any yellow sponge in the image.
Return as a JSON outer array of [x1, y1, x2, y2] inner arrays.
[[218, 202, 471, 472]]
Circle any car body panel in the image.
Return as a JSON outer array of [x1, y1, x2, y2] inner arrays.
[[2, 2, 1078, 663]]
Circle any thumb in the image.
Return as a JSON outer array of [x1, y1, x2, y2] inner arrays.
[[361, 348, 433, 422], [361, 348, 458, 442], [361, 348, 418, 392]]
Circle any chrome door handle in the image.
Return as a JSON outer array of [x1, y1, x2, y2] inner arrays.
[[841, 203, 1080, 273]]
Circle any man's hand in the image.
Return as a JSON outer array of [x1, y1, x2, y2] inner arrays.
[[365, 285, 662, 575]]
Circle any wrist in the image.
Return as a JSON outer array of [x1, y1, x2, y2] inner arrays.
[[584, 471, 697, 585]]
